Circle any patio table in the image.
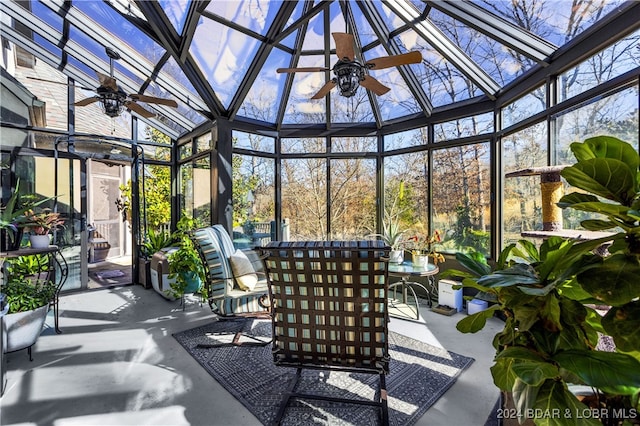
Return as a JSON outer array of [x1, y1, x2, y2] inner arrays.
[[388, 261, 439, 321]]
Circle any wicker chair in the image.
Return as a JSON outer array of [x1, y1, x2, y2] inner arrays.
[[259, 240, 391, 425]]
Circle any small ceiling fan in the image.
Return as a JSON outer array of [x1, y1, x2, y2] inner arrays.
[[30, 47, 177, 118], [277, 33, 422, 99]]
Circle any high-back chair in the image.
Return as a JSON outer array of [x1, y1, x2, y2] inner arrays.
[[260, 240, 391, 425], [192, 225, 270, 317]]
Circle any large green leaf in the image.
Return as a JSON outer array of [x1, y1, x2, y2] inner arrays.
[[580, 219, 618, 231], [557, 192, 600, 208], [456, 305, 499, 333], [559, 199, 634, 219], [581, 136, 639, 177], [478, 263, 540, 288], [553, 349, 640, 389], [512, 377, 540, 418], [512, 361, 560, 386], [561, 158, 635, 205], [491, 358, 517, 391], [577, 253, 640, 306], [602, 301, 640, 353], [532, 380, 601, 426]]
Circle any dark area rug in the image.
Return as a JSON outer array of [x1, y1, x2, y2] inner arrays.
[[174, 319, 474, 425]]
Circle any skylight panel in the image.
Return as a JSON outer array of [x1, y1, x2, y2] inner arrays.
[[205, 0, 280, 37], [190, 17, 260, 108], [242, 47, 290, 123], [428, 9, 534, 86], [34, 1, 62, 31], [471, 0, 626, 46], [158, 0, 190, 34]]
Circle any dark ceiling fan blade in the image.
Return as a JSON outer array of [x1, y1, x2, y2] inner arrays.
[[129, 94, 178, 107], [360, 76, 390, 96], [75, 97, 100, 106], [311, 81, 337, 99], [333, 33, 355, 61], [96, 71, 119, 91], [365, 51, 422, 70], [125, 101, 156, 118], [26, 76, 94, 91], [277, 67, 329, 73]]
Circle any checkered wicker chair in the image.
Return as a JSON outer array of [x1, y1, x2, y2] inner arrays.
[[259, 240, 391, 425]]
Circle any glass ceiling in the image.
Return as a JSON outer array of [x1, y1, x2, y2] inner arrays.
[[1, 0, 636, 140]]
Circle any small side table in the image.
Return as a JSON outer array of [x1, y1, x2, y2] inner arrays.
[[388, 261, 439, 320]]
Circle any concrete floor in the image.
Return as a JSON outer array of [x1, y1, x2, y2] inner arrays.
[[1, 284, 502, 426]]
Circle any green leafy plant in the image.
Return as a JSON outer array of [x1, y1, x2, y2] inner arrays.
[[167, 214, 207, 301], [4, 254, 49, 279], [23, 208, 65, 235], [1, 179, 52, 244], [446, 136, 640, 425], [3, 277, 56, 314], [141, 228, 176, 259]]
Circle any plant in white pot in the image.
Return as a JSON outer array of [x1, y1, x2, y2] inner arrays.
[[3, 276, 56, 361], [23, 208, 64, 249]]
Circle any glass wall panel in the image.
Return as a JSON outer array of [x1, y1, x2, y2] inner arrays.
[[559, 28, 640, 102], [502, 86, 546, 129], [331, 137, 376, 153], [384, 151, 430, 244], [329, 158, 376, 240], [281, 158, 327, 241], [195, 133, 211, 153], [384, 128, 427, 151], [434, 112, 494, 142], [233, 131, 274, 153], [502, 123, 548, 245], [552, 84, 639, 230], [179, 142, 192, 160], [432, 142, 491, 255], [178, 162, 192, 218], [141, 164, 172, 231], [193, 157, 211, 225], [282, 137, 325, 154], [232, 154, 275, 247]]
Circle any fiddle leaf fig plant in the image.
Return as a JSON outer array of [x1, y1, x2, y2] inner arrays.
[[445, 136, 640, 425]]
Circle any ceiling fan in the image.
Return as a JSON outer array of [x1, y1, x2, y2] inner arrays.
[[277, 33, 422, 99], [29, 47, 177, 118]]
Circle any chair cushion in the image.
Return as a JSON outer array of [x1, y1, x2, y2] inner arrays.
[[229, 249, 258, 291]]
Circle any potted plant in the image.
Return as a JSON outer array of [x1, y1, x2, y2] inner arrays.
[[139, 227, 175, 288], [446, 135, 640, 425], [2, 275, 56, 360], [1, 180, 50, 251], [166, 215, 207, 303], [404, 231, 445, 267], [370, 217, 406, 263], [23, 208, 65, 249]]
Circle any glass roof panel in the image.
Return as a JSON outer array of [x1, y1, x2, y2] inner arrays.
[[34, 34, 63, 59], [205, 0, 281, 37], [159, 56, 206, 108], [472, 0, 626, 46], [73, 0, 160, 55], [428, 9, 532, 86], [300, 9, 332, 53], [144, 80, 206, 126], [34, 1, 62, 31], [417, 43, 483, 107], [241, 47, 290, 123], [190, 17, 260, 108], [282, 57, 327, 125], [279, 1, 306, 49], [158, 0, 190, 34]]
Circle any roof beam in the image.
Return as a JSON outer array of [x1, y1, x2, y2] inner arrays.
[[43, 0, 209, 115], [227, 1, 299, 120], [3, 1, 192, 134], [134, 0, 224, 117], [427, 0, 556, 64], [383, 0, 500, 98], [357, 0, 433, 118]]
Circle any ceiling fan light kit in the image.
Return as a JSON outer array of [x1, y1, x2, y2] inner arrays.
[[277, 33, 422, 99], [334, 60, 365, 98]]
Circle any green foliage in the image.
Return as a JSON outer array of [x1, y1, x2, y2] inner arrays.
[[232, 150, 259, 228], [4, 254, 49, 279], [4, 277, 55, 313], [141, 228, 176, 259], [449, 136, 640, 425], [166, 214, 207, 300], [1, 179, 55, 241]]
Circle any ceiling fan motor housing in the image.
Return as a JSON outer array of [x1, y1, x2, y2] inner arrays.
[[334, 60, 365, 97], [96, 86, 127, 117]]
